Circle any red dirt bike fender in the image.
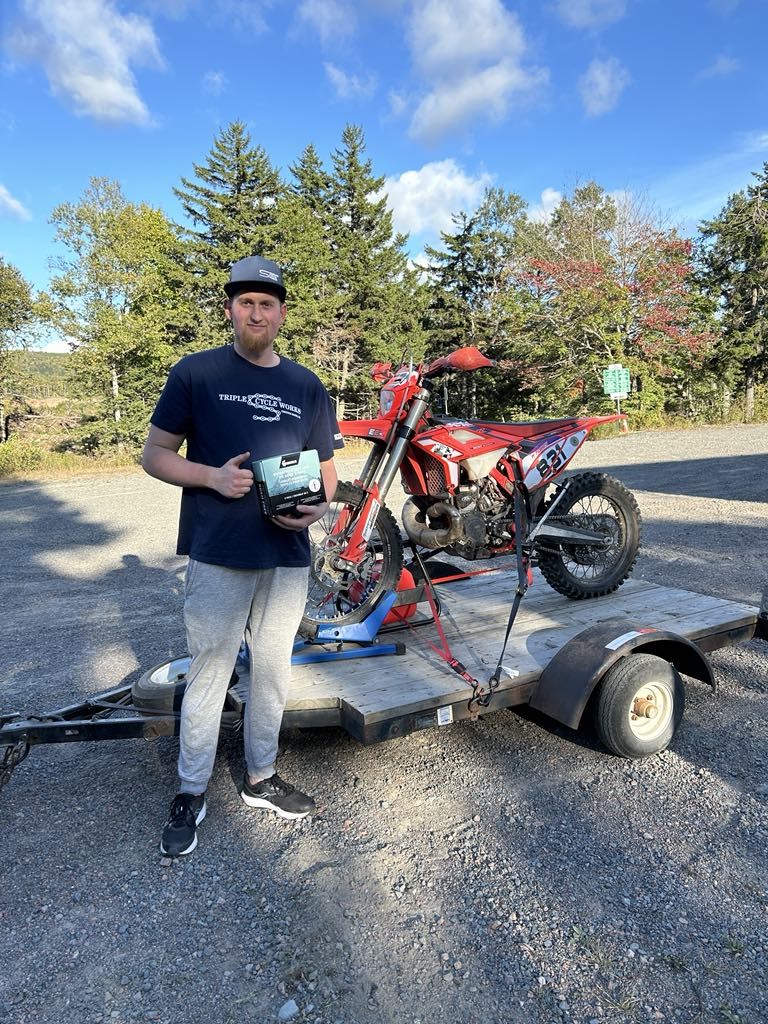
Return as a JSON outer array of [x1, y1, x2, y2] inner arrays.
[[340, 418, 392, 442], [329, 481, 383, 566]]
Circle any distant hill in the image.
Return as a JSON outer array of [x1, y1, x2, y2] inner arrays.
[[9, 350, 71, 400], [16, 350, 70, 381]]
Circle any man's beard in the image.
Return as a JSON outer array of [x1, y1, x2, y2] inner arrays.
[[235, 326, 273, 356]]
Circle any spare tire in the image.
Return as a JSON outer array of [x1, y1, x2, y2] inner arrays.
[[132, 656, 190, 714]]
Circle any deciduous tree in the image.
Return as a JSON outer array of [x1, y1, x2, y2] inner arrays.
[[48, 177, 191, 450], [0, 258, 38, 440], [515, 185, 712, 420]]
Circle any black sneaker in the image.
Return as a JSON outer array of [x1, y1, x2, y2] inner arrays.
[[160, 792, 206, 856], [240, 773, 315, 819]]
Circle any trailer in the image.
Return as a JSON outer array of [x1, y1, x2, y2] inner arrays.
[[2, 565, 765, 792]]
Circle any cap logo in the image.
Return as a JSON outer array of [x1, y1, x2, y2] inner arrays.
[[258, 269, 280, 283]]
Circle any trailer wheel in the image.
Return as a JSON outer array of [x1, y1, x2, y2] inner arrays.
[[595, 653, 684, 758], [132, 657, 191, 714]]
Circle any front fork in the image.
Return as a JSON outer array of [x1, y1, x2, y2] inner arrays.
[[334, 388, 431, 568]]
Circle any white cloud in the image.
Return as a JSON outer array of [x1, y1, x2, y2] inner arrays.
[[38, 337, 72, 353], [699, 55, 741, 78], [408, 0, 524, 79], [387, 90, 408, 119], [9, 0, 163, 125], [0, 183, 32, 221], [296, 0, 356, 44], [527, 187, 563, 223], [406, 0, 548, 143], [381, 159, 494, 239], [554, 0, 627, 29], [202, 70, 227, 94], [324, 63, 376, 99], [579, 56, 630, 116], [741, 130, 768, 153]]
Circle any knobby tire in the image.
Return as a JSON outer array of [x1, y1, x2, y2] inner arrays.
[[300, 482, 404, 637], [537, 472, 641, 600]]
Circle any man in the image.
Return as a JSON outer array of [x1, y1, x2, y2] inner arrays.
[[142, 255, 340, 857]]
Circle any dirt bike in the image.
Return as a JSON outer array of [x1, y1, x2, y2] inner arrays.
[[300, 346, 641, 639]]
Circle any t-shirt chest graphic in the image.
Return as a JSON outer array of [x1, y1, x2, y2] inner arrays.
[[217, 390, 303, 423]]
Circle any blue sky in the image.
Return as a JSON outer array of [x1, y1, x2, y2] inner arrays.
[[2, 0, 767, 351]]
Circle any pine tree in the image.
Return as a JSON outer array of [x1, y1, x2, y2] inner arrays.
[[272, 144, 340, 377], [422, 189, 528, 417], [324, 125, 425, 408], [173, 121, 284, 345], [700, 162, 768, 420], [290, 143, 333, 213], [271, 188, 340, 378]]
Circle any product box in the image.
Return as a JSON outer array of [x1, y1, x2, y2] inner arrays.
[[252, 449, 326, 517]]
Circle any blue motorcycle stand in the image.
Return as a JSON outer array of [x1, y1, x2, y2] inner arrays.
[[291, 590, 407, 665], [233, 552, 440, 671], [290, 549, 445, 665]]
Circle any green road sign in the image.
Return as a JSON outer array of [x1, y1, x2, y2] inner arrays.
[[603, 364, 630, 396]]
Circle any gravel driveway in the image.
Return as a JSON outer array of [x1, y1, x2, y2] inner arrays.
[[1, 423, 767, 1024]]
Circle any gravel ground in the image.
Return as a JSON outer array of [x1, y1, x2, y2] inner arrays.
[[1, 423, 767, 1024]]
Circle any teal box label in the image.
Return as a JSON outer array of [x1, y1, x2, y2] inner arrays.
[[251, 450, 325, 516]]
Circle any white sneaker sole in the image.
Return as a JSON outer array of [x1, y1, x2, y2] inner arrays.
[[240, 791, 312, 819]]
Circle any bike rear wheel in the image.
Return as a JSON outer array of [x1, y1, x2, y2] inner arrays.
[[536, 472, 641, 599], [300, 482, 404, 637]]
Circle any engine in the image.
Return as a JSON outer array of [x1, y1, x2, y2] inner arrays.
[[402, 479, 515, 560]]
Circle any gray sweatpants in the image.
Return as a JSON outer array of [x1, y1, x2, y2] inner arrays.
[[178, 558, 309, 794]]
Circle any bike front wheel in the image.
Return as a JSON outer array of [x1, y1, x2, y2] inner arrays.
[[300, 482, 405, 637]]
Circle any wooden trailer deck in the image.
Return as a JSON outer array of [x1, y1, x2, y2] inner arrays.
[[271, 571, 762, 743], [1, 571, 762, 767]]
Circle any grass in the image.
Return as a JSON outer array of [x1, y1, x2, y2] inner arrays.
[[721, 934, 745, 957], [719, 1005, 743, 1023], [0, 437, 139, 482]]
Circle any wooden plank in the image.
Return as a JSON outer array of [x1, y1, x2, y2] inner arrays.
[[285, 575, 759, 725]]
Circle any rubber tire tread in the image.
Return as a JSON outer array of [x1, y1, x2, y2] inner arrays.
[[595, 653, 684, 758], [537, 471, 641, 600], [299, 481, 404, 637], [131, 657, 190, 714]]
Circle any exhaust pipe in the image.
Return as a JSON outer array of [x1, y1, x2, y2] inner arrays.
[[402, 497, 463, 550]]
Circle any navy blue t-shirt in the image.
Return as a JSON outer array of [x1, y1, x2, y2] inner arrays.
[[150, 344, 342, 569]]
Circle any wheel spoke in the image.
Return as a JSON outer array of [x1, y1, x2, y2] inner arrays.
[[301, 483, 404, 632], [536, 472, 641, 599]]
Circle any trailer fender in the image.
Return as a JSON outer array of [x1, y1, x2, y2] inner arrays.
[[528, 617, 714, 731]]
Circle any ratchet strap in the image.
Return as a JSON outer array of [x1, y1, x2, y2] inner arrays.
[[486, 473, 532, 691], [407, 473, 533, 719]]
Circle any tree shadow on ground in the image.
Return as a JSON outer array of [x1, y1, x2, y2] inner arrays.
[[574, 451, 768, 504]]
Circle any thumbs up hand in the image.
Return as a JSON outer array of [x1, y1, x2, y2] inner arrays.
[[210, 451, 254, 498]]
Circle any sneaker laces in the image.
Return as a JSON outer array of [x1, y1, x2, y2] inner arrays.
[[267, 774, 294, 795], [169, 793, 199, 823]]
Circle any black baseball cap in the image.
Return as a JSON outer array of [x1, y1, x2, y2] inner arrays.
[[224, 255, 286, 301]]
